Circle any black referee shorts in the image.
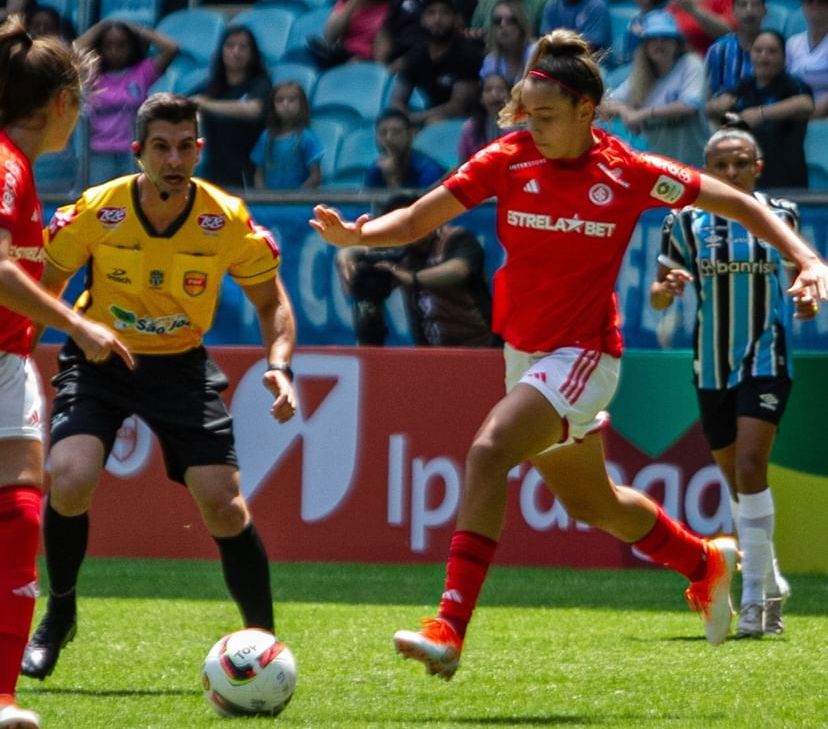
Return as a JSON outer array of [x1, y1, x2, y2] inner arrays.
[[696, 375, 792, 451], [50, 339, 237, 484]]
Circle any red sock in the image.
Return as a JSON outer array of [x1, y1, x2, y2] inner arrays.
[[634, 506, 707, 582], [437, 530, 498, 638], [0, 485, 42, 696]]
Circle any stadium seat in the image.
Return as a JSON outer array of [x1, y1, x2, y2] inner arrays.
[[329, 125, 376, 187], [608, 5, 638, 67], [99, 0, 162, 25], [412, 119, 464, 172], [384, 75, 431, 114], [602, 62, 632, 92], [268, 62, 318, 96], [312, 62, 390, 127], [148, 67, 178, 94], [282, 7, 331, 64], [156, 8, 226, 77], [761, 2, 789, 33], [311, 118, 348, 181], [230, 8, 295, 67], [175, 66, 210, 95], [805, 120, 828, 190], [784, 7, 806, 37]]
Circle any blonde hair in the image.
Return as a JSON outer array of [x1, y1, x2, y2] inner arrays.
[[626, 36, 685, 108], [499, 29, 603, 127]]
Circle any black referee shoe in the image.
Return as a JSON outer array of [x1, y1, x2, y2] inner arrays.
[[21, 609, 77, 680]]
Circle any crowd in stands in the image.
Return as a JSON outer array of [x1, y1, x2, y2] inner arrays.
[[7, 0, 826, 194]]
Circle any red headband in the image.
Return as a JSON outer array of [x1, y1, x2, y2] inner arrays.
[[528, 68, 586, 100]]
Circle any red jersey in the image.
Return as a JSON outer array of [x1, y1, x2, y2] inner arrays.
[[0, 131, 44, 356], [444, 128, 701, 357]]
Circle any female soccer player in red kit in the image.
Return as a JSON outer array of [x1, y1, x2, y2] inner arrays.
[[311, 30, 828, 680], [0, 16, 132, 728]]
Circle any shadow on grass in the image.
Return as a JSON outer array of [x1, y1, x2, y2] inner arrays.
[[45, 558, 828, 616]]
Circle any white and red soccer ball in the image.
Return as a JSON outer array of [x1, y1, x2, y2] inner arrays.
[[202, 628, 297, 717]]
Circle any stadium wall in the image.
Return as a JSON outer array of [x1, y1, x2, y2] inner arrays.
[[32, 346, 828, 573]]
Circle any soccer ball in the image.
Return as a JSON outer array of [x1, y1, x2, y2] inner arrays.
[[202, 628, 297, 717]]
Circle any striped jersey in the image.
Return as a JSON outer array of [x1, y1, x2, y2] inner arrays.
[[705, 33, 753, 97], [660, 192, 798, 389]]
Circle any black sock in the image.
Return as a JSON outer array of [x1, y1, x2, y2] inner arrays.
[[215, 522, 274, 631], [43, 496, 88, 614]]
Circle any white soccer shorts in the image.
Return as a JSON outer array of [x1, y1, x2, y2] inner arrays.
[[504, 344, 620, 450], [0, 353, 45, 442]]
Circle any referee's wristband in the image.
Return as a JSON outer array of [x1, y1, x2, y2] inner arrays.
[[267, 362, 294, 381]]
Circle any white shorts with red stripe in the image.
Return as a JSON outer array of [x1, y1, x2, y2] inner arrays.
[[0, 353, 45, 442], [504, 344, 620, 449]]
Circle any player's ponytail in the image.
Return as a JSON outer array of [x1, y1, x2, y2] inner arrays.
[[500, 29, 604, 127], [0, 14, 93, 128]]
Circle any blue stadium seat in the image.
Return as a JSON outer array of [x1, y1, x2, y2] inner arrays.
[[784, 7, 806, 37], [412, 119, 464, 172], [602, 62, 632, 92], [328, 125, 376, 187], [805, 120, 828, 190], [761, 2, 789, 33], [149, 67, 178, 95], [282, 7, 331, 64], [34, 138, 80, 195], [268, 62, 318, 96], [175, 66, 211, 95], [608, 5, 638, 67], [99, 0, 162, 25], [156, 8, 226, 77], [312, 62, 390, 127], [383, 75, 431, 114], [311, 118, 348, 181], [230, 8, 295, 67]]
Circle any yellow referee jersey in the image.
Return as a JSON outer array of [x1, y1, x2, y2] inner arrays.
[[45, 175, 281, 354]]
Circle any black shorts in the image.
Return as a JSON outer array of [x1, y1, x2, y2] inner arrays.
[[50, 339, 237, 484], [696, 375, 792, 451]]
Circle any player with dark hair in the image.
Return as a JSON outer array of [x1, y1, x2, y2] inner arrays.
[[20, 92, 297, 683], [311, 29, 828, 679], [0, 15, 132, 728], [651, 116, 815, 637]]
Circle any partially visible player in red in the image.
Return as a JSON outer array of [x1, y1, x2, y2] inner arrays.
[[0, 15, 133, 729], [311, 28, 828, 680]]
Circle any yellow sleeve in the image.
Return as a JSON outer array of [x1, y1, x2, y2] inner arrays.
[[227, 204, 281, 286], [44, 195, 93, 273]]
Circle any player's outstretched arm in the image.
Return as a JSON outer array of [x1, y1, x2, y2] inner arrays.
[[695, 173, 828, 301], [310, 185, 467, 249]]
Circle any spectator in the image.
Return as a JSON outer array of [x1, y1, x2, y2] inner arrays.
[[705, 0, 765, 98], [786, 0, 828, 118], [603, 10, 708, 166], [390, 0, 483, 126], [707, 29, 814, 187], [669, 0, 735, 55], [191, 26, 271, 189], [458, 72, 511, 161], [375, 0, 428, 72], [26, 4, 74, 42], [335, 195, 496, 346], [308, 0, 389, 68], [76, 19, 179, 184], [364, 108, 445, 188], [480, 0, 535, 86], [540, 0, 612, 54], [620, 0, 667, 66], [471, 0, 547, 36], [251, 81, 323, 190]]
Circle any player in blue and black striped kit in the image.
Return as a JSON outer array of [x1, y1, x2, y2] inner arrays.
[[651, 117, 820, 639]]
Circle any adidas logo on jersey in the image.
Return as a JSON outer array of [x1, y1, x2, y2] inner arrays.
[[523, 179, 540, 194]]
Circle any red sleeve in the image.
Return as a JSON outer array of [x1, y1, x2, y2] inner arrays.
[[0, 152, 24, 231], [631, 152, 702, 210], [443, 138, 510, 209]]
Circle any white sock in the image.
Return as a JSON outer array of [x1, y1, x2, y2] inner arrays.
[[730, 497, 740, 536], [738, 489, 775, 606]]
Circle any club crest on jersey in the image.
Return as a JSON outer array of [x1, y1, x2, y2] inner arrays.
[[183, 270, 207, 296], [198, 213, 226, 233], [149, 269, 164, 287], [588, 183, 613, 206], [96, 207, 127, 228]]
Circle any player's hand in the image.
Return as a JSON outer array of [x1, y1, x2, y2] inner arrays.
[[262, 370, 297, 423], [793, 291, 820, 320], [661, 268, 693, 297], [789, 259, 828, 302], [71, 316, 135, 369], [310, 205, 370, 248]]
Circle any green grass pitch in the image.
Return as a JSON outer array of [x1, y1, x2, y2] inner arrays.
[[18, 559, 828, 728]]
